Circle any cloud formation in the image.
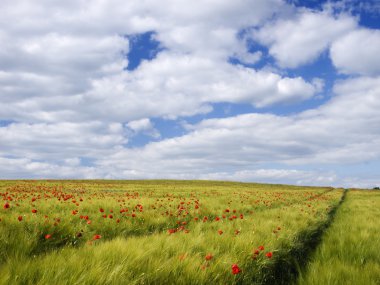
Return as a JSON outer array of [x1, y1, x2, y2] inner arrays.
[[0, 0, 380, 187]]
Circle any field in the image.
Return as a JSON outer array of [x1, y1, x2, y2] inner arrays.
[[0, 180, 378, 285]]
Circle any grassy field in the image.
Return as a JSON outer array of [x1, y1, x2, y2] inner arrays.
[[297, 190, 380, 285], [0, 180, 377, 284]]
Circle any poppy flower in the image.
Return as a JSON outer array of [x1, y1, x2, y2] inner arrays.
[[205, 253, 213, 261], [218, 230, 223, 235], [99, 208, 104, 213], [266, 252, 273, 258], [31, 209, 37, 213], [258, 245, 264, 251], [93, 234, 102, 240], [231, 264, 241, 275], [253, 249, 260, 255], [3, 203, 10, 209], [45, 234, 52, 239], [18, 216, 23, 221], [168, 228, 177, 234]]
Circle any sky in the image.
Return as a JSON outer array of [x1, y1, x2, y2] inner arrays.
[[1, 0, 380, 188]]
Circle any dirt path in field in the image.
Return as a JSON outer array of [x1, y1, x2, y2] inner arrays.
[[283, 189, 349, 284], [259, 189, 348, 285]]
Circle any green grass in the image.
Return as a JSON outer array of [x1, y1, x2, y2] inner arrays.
[[297, 190, 380, 285], [0, 180, 376, 284]]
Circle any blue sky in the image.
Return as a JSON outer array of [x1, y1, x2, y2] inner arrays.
[[0, 0, 380, 187]]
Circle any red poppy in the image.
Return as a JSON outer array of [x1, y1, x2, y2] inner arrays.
[[168, 228, 177, 234], [99, 208, 104, 213], [258, 245, 264, 251], [108, 214, 113, 219], [45, 234, 52, 239], [3, 203, 10, 209], [18, 216, 23, 221], [231, 264, 241, 275], [93, 234, 102, 240], [253, 249, 260, 255], [218, 229, 223, 235], [266, 252, 273, 258], [205, 253, 213, 261], [31, 209, 37, 213]]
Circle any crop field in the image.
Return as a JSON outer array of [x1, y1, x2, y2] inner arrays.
[[0, 180, 378, 285]]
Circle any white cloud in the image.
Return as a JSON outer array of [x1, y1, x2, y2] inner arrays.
[[199, 169, 337, 186], [127, 118, 160, 138], [0, 0, 379, 188], [0, 157, 100, 179], [87, 76, 380, 186], [254, 9, 357, 68], [0, 0, 319, 125], [330, 28, 380, 75], [0, 122, 126, 160]]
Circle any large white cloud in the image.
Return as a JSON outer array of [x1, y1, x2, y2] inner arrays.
[[0, 0, 320, 124], [89, 76, 380, 187], [330, 28, 380, 76], [254, 9, 357, 68], [0, 121, 126, 160], [1, 76, 379, 187]]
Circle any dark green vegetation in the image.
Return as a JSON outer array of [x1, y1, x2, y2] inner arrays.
[[0, 180, 378, 284]]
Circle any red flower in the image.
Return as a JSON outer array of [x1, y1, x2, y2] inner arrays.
[[253, 249, 260, 255], [266, 252, 273, 258], [258, 245, 264, 251], [231, 264, 241, 275], [3, 203, 10, 209], [205, 253, 213, 261], [45, 234, 52, 239], [168, 228, 177, 234], [31, 209, 37, 213], [18, 216, 23, 221], [93, 234, 102, 240], [218, 229, 223, 235], [99, 208, 104, 213]]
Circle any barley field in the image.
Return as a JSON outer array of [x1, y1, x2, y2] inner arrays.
[[0, 180, 378, 284]]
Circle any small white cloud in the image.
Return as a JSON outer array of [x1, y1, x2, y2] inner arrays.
[[127, 118, 160, 138], [64, 158, 81, 166]]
